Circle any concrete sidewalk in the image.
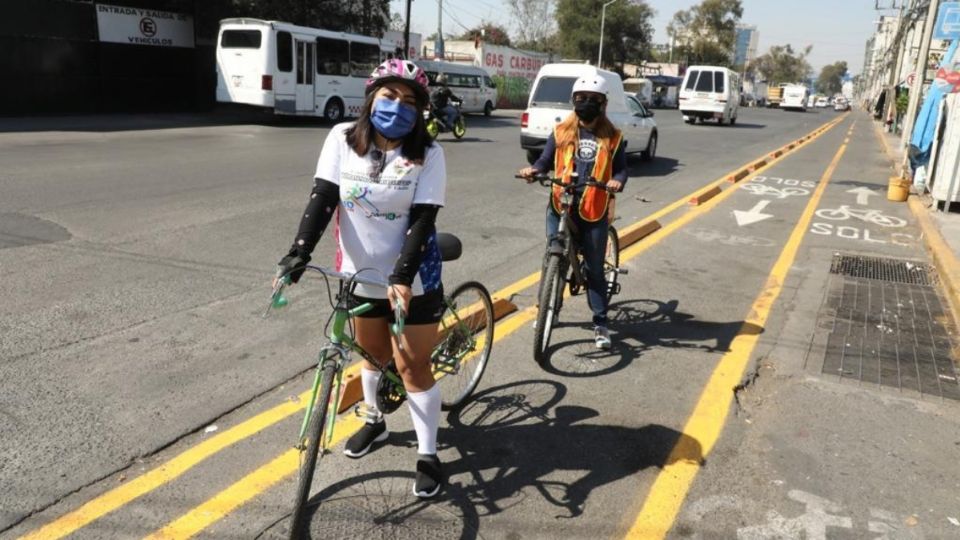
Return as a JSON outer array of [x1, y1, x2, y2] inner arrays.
[[875, 119, 960, 326]]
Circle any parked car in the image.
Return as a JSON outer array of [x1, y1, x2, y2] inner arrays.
[[678, 65, 741, 125], [815, 96, 830, 108], [521, 63, 658, 165], [834, 98, 850, 111]]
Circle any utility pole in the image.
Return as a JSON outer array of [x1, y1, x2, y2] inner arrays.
[[403, 0, 412, 59], [900, 0, 941, 173], [598, 0, 623, 67], [436, 0, 444, 60]]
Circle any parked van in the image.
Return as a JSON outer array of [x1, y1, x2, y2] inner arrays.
[[679, 66, 740, 124], [415, 60, 498, 116], [520, 63, 658, 165]]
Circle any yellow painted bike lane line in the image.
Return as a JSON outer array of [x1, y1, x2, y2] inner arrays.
[[16, 115, 846, 540], [622, 121, 857, 539]]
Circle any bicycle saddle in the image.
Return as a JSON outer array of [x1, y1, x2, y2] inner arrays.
[[437, 232, 462, 262]]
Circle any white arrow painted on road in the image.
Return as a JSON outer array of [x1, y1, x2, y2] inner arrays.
[[846, 187, 877, 205], [733, 200, 774, 227]]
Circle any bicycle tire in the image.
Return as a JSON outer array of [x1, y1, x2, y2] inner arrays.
[[433, 281, 494, 410], [605, 226, 620, 303], [289, 360, 337, 539], [533, 255, 563, 367]]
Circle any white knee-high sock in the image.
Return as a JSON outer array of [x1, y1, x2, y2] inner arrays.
[[360, 368, 382, 422], [406, 385, 441, 455]]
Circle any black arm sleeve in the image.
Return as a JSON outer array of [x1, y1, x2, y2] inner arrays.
[[389, 204, 441, 287], [288, 178, 340, 256]]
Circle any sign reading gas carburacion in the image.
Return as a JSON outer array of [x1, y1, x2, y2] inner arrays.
[[96, 4, 195, 48]]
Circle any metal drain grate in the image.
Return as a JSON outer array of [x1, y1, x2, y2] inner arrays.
[[829, 254, 936, 286]]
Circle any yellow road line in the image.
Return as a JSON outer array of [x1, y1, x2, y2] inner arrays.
[[144, 117, 850, 540], [623, 122, 854, 539], [18, 115, 845, 540]]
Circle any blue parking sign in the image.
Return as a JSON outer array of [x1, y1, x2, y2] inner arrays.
[[934, 2, 960, 40]]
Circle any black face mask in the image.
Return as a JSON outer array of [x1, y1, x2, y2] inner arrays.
[[574, 100, 602, 123]]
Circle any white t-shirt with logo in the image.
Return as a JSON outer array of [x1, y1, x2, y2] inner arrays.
[[314, 122, 446, 298]]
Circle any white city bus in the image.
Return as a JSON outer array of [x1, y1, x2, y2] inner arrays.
[[216, 18, 392, 121]]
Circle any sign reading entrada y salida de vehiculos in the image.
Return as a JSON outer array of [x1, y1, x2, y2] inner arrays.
[[96, 3, 195, 48]]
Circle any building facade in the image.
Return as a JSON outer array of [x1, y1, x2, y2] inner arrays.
[[734, 24, 759, 67]]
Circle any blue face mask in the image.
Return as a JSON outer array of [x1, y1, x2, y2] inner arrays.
[[370, 98, 418, 139]]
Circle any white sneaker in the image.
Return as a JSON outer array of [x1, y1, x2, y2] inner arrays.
[[594, 326, 611, 350]]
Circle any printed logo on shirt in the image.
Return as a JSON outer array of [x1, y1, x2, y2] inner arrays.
[[577, 138, 599, 161], [342, 185, 404, 220]]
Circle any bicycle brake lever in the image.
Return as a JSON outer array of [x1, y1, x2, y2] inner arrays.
[[262, 274, 290, 318]]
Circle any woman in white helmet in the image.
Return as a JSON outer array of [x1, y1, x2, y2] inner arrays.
[[518, 74, 628, 350]]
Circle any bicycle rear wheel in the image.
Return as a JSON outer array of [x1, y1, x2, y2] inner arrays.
[[433, 281, 494, 410], [533, 255, 563, 367], [605, 226, 621, 303], [289, 360, 337, 539]]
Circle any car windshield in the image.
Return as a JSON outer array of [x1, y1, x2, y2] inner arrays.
[[532, 77, 576, 108]]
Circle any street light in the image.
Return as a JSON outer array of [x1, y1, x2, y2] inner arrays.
[[597, 0, 624, 67]]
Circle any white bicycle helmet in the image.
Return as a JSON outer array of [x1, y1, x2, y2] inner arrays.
[[571, 75, 610, 99]]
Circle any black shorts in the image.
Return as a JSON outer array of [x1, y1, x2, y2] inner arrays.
[[347, 286, 445, 325]]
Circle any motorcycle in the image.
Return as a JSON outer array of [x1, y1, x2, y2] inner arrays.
[[425, 101, 466, 140]]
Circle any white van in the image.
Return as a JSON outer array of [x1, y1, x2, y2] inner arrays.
[[781, 84, 809, 111], [415, 60, 498, 116], [520, 64, 658, 165], [623, 77, 653, 107], [678, 66, 740, 125]]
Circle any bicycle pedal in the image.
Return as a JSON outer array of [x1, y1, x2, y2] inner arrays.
[[608, 283, 622, 296], [616, 268, 629, 275], [353, 403, 383, 424]]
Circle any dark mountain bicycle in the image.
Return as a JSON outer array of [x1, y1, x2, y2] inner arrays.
[[519, 173, 627, 366], [265, 233, 494, 538]]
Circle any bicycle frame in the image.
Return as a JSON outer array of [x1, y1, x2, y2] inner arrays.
[[552, 189, 588, 291]]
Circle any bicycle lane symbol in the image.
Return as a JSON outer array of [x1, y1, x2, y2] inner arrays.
[[683, 489, 926, 539], [810, 205, 916, 246]]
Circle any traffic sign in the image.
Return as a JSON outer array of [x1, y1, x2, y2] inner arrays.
[[933, 2, 960, 40]]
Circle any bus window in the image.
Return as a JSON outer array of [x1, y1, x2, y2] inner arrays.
[[484, 76, 495, 88], [221, 30, 262, 48], [277, 31, 292, 72], [317, 37, 349, 76], [466, 75, 480, 88], [350, 42, 380, 77], [684, 70, 699, 90], [713, 71, 725, 93], [695, 71, 713, 92]]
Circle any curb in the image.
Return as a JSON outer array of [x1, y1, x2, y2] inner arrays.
[[907, 196, 960, 329], [619, 219, 662, 247], [689, 185, 722, 205]]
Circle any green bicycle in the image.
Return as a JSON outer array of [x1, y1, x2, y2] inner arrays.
[[267, 233, 494, 539]]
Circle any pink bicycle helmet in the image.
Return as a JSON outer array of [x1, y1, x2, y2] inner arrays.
[[366, 59, 430, 103]]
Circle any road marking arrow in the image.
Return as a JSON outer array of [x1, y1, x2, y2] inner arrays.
[[733, 200, 774, 227], [846, 186, 876, 205]]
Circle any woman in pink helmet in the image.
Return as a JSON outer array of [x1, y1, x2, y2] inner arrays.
[[274, 59, 446, 498]]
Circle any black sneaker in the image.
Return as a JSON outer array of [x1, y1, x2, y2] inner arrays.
[[413, 454, 443, 499], [343, 421, 387, 458]]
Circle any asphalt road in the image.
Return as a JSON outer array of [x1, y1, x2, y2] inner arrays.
[[2, 106, 959, 539]]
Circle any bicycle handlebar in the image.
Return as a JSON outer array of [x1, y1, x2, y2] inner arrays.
[[514, 173, 617, 192]]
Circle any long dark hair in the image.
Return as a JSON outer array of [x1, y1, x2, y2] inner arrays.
[[345, 85, 432, 163]]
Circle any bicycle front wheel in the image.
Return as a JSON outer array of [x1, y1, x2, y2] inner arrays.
[[605, 226, 621, 303], [533, 255, 564, 367], [433, 281, 494, 410], [289, 360, 337, 539]]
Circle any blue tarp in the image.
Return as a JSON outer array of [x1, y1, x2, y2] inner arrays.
[[910, 40, 959, 164]]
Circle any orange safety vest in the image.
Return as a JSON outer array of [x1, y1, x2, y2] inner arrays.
[[551, 128, 623, 222]]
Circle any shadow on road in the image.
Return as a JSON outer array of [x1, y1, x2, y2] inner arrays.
[[628, 156, 680, 177]]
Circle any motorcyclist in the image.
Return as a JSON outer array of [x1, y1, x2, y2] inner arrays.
[[430, 74, 462, 131]]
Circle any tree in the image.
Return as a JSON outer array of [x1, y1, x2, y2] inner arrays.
[[748, 44, 813, 85], [456, 23, 512, 46], [816, 61, 848, 95], [389, 12, 405, 32], [555, 0, 654, 69], [667, 0, 743, 67], [507, 0, 555, 49], [231, 0, 391, 36]]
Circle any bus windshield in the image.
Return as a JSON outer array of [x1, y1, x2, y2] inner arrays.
[[221, 30, 262, 49]]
